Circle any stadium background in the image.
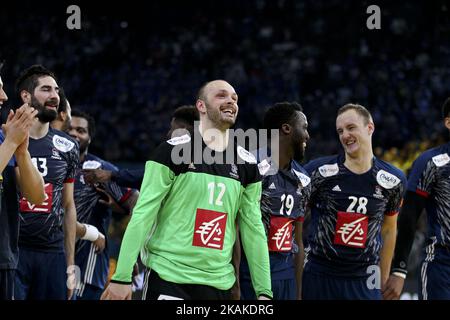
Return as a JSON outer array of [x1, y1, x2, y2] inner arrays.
[[2, 0, 450, 299]]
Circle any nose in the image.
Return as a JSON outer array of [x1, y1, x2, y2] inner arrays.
[[305, 130, 310, 142], [49, 88, 59, 101], [341, 130, 353, 144], [0, 88, 8, 103], [68, 129, 78, 140]]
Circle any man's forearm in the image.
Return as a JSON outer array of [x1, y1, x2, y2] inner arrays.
[[0, 140, 17, 174], [15, 150, 45, 204], [63, 206, 77, 267], [380, 224, 397, 285]]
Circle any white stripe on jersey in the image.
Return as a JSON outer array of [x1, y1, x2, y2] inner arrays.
[[142, 269, 151, 300]]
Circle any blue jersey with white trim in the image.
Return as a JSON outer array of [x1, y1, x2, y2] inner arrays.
[[406, 142, 450, 247], [241, 158, 310, 280], [75, 153, 132, 289], [19, 128, 79, 252], [304, 155, 406, 277]]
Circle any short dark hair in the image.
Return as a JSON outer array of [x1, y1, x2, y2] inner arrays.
[[442, 97, 450, 119], [197, 81, 210, 101], [172, 105, 199, 125], [58, 87, 68, 113], [263, 101, 303, 130], [337, 103, 373, 125], [15, 64, 57, 97], [71, 109, 96, 139]]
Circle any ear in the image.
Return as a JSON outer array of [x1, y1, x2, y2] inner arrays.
[[20, 90, 31, 103], [196, 99, 206, 114], [367, 121, 375, 135], [445, 117, 450, 130], [281, 123, 292, 135]]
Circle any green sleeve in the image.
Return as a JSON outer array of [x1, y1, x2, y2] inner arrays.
[[111, 160, 174, 283], [238, 181, 273, 298]]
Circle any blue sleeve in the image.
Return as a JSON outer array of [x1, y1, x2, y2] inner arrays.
[[114, 168, 145, 189], [100, 161, 132, 203], [406, 152, 434, 197]]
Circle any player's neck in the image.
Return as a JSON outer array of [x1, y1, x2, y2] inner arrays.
[[277, 140, 292, 170], [29, 120, 49, 139], [344, 150, 374, 174], [80, 151, 87, 163], [198, 121, 229, 152]]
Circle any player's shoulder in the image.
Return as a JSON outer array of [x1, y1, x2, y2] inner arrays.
[[291, 160, 311, 187], [0, 129, 4, 142], [304, 154, 340, 176], [165, 134, 192, 147], [235, 144, 257, 165], [414, 143, 450, 169], [374, 158, 406, 189], [49, 127, 78, 153]]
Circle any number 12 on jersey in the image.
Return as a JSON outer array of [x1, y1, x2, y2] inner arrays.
[[208, 182, 226, 206]]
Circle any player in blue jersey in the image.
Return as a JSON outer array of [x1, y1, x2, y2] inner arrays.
[[384, 97, 450, 300], [302, 104, 406, 300], [51, 87, 72, 132], [13, 65, 81, 300], [239, 102, 311, 300], [82, 105, 199, 189], [0, 62, 45, 300], [67, 109, 139, 300]]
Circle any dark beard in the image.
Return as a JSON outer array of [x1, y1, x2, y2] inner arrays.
[[293, 143, 305, 162], [30, 96, 57, 123], [79, 141, 88, 155]]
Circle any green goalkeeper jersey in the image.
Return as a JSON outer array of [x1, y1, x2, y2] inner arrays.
[[111, 134, 272, 298]]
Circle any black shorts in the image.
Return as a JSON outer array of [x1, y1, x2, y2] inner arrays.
[[142, 269, 231, 300], [0, 269, 15, 300]]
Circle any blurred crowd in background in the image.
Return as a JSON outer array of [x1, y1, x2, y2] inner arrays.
[[2, 0, 449, 298]]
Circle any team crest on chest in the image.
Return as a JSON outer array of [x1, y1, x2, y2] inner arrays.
[[229, 164, 239, 179], [51, 148, 62, 160], [373, 185, 384, 199]]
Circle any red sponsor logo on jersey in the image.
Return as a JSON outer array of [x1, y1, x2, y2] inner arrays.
[[192, 209, 227, 250], [19, 183, 53, 214], [334, 212, 368, 248], [268, 216, 293, 252]]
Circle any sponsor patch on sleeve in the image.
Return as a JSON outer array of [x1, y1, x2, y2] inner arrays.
[[431, 153, 450, 167], [292, 169, 311, 187], [53, 135, 75, 152], [82, 160, 102, 169], [167, 134, 191, 146], [376, 170, 401, 189], [258, 159, 271, 176], [318, 163, 339, 177], [237, 146, 257, 164]]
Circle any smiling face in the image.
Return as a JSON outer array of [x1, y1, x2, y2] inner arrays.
[[291, 111, 310, 162], [22, 76, 60, 123], [68, 116, 90, 154], [197, 80, 238, 131], [336, 109, 374, 158]]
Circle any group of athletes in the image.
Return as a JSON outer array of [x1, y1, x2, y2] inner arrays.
[[0, 62, 449, 300]]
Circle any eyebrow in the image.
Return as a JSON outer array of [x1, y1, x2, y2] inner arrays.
[[40, 85, 59, 90]]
